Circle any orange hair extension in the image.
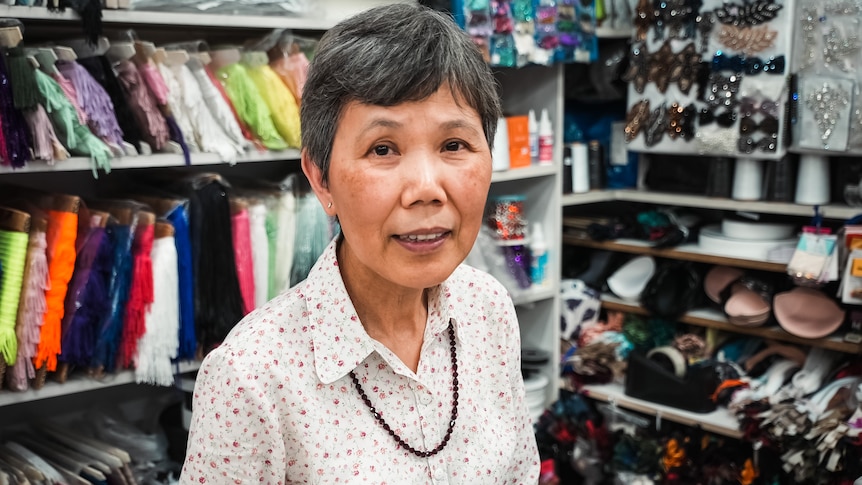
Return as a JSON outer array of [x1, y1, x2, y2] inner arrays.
[[34, 210, 78, 372], [662, 438, 686, 471], [740, 458, 758, 485]]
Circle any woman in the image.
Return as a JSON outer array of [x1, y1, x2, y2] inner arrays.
[[180, 4, 540, 483]]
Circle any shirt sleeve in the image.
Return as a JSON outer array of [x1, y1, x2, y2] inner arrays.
[[500, 294, 542, 484], [179, 344, 285, 485]]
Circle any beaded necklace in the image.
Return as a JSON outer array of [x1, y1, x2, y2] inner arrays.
[[348, 323, 459, 458]]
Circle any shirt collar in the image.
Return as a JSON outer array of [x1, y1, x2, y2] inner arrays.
[[305, 238, 482, 384]]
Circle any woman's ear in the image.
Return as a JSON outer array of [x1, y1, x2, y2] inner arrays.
[[301, 149, 336, 216]]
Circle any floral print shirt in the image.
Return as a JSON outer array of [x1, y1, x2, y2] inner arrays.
[[180, 239, 540, 484]]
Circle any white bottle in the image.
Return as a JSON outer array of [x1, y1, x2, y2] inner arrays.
[[528, 109, 539, 164], [538, 108, 553, 166], [530, 222, 548, 286]]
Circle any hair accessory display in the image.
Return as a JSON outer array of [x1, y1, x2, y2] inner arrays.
[[699, 107, 737, 127], [740, 96, 779, 117], [696, 11, 716, 53], [644, 102, 669, 147], [622, 42, 650, 93], [704, 71, 742, 108], [718, 24, 778, 54], [490, 195, 527, 240], [737, 134, 777, 153], [625, 99, 650, 142], [822, 25, 860, 72], [798, 5, 819, 71], [669, 42, 703, 94], [652, 0, 701, 41], [667, 102, 696, 140], [713, 0, 783, 27], [739, 113, 779, 135], [711, 51, 785, 75], [634, 0, 652, 41], [804, 79, 851, 143]]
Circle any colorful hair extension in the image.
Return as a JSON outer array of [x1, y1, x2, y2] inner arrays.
[[50, 69, 88, 125], [0, 229, 29, 365], [59, 225, 112, 367], [56, 60, 125, 149], [33, 69, 112, 176], [157, 62, 200, 153], [245, 64, 301, 148], [6, 227, 48, 391], [188, 180, 245, 353], [90, 222, 133, 373], [231, 207, 255, 314], [0, 53, 33, 168], [216, 63, 287, 151], [135, 234, 179, 386], [34, 210, 78, 373], [118, 221, 154, 369], [24, 104, 69, 162], [201, 63, 257, 148], [270, 190, 295, 298], [248, 202, 269, 309], [166, 204, 196, 360], [115, 60, 169, 152], [174, 63, 243, 163], [137, 61, 190, 165], [76, 55, 144, 151]]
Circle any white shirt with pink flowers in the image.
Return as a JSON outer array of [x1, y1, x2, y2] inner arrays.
[[181, 239, 540, 485]]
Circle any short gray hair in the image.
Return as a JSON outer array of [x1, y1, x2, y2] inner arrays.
[[301, 3, 502, 185]]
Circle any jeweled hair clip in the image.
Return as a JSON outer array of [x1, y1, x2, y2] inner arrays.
[[718, 24, 777, 55], [622, 42, 651, 93], [805, 81, 851, 142], [625, 99, 651, 142], [667, 102, 696, 140], [704, 71, 742, 108], [645, 102, 669, 147], [712, 51, 785, 75], [714, 0, 783, 27]]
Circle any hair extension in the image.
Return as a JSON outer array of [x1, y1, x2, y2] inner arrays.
[[90, 222, 133, 373], [166, 204, 196, 360], [6, 226, 49, 391], [76, 55, 144, 151], [201, 63, 257, 148], [290, 192, 332, 287], [56, 0, 102, 47], [270, 189, 295, 297], [231, 207, 255, 314], [175, 63, 243, 163], [56, 60, 124, 148], [157, 62, 200, 153], [245, 64, 301, 148], [34, 210, 78, 373], [59, 224, 112, 368], [118, 221, 154, 369], [0, 229, 29, 365], [216, 63, 287, 151], [33, 69, 112, 176], [50, 69, 88, 125], [24, 104, 69, 162], [135, 233, 179, 386], [0, 52, 33, 167], [248, 202, 269, 309], [138, 61, 190, 164], [188, 180, 245, 353], [114, 60, 168, 152]]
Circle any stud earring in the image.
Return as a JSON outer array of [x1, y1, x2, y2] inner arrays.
[[327, 202, 332, 209]]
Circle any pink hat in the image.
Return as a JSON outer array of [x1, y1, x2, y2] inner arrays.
[[774, 287, 846, 339]]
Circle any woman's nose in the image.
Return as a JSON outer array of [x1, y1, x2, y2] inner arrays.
[[401, 152, 447, 207]]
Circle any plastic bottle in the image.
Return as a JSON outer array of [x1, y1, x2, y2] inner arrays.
[[528, 109, 539, 164], [538, 108, 553, 166], [530, 222, 548, 286]]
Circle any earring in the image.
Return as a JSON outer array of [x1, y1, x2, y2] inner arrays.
[[327, 202, 332, 209]]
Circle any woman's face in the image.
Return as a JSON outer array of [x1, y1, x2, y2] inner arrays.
[[306, 85, 492, 292]]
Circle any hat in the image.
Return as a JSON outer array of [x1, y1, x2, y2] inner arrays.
[[607, 256, 656, 301], [774, 287, 845, 339]]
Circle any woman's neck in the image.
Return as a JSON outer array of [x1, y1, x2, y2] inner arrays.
[[337, 239, 429, 371]]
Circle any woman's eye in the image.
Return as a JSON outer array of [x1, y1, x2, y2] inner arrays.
[[444, 141, 463, 151], [373, 145, 391, 156]]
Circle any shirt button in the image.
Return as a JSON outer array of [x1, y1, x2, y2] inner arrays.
[[418, 391, 433, 405], [433, 467, 447, 483]]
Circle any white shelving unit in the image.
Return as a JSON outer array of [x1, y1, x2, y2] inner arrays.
[[0, 3, 564, 415]]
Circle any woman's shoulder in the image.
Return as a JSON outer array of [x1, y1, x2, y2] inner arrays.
[[220, 283, 313, 348]]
